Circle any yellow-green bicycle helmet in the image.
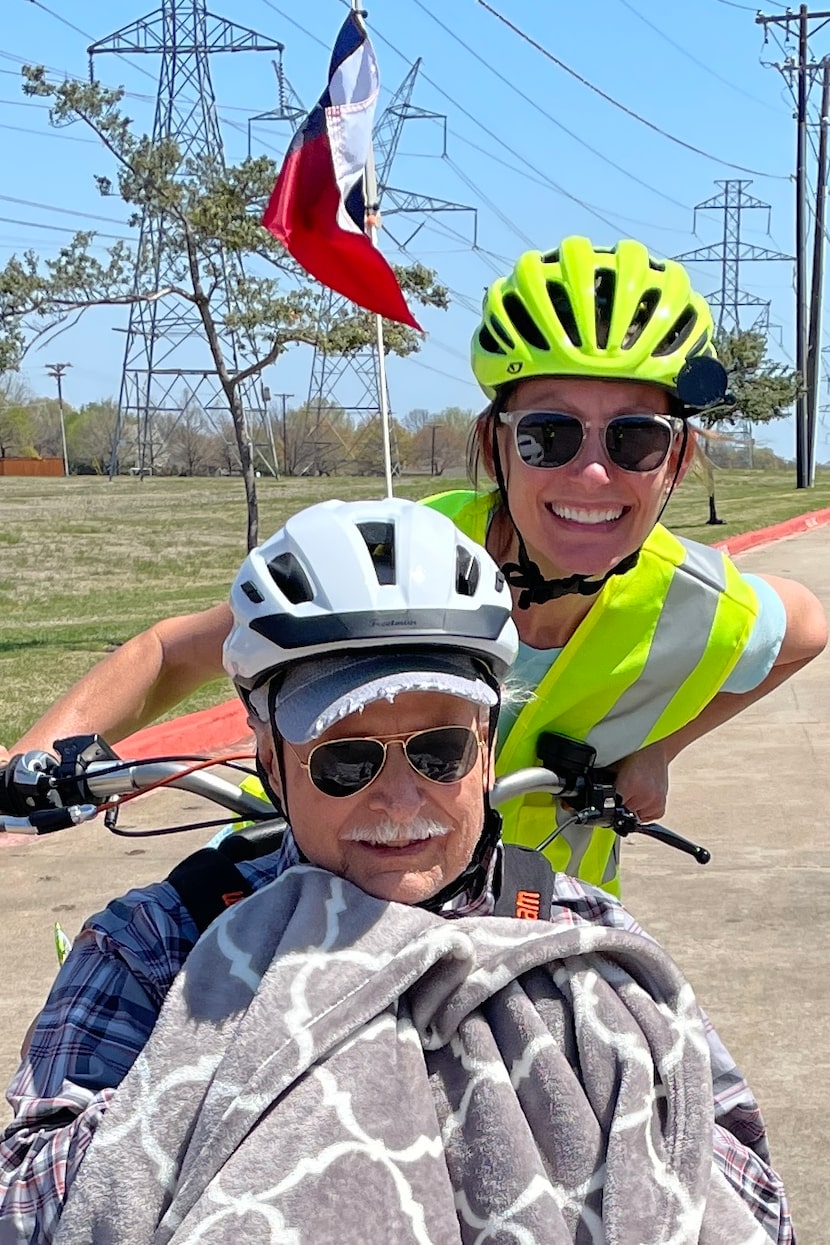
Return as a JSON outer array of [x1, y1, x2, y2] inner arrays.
[[472, 236, 717, 398]]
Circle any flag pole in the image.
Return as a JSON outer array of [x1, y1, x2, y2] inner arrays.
[[354, 0, 395, 499]]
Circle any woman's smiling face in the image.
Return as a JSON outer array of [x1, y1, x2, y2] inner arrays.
[[496, 376, 684, 579]]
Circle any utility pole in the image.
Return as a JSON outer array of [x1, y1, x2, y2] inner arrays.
[[259, 385, 280, 478], [274, 392, 293, 476], [430, 422, 443, 476], [46, 362, 71, 476], [757, 6, 830, 487], [807, 57, 830, 485]]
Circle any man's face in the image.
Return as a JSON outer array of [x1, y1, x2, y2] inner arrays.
[[256, 690, 490, 905]]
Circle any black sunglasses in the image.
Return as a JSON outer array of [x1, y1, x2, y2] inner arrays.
[[500, 410, 681, 473], [288, 725, 483, 799]]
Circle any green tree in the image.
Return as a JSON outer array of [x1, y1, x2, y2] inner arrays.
[[68, 398, 123, 473], [348, 414, 411, 476], [708, 330, 797, 429], [0, 374, 35, 457], [404, 405, 474, 475], [0, 68, 448, 545]]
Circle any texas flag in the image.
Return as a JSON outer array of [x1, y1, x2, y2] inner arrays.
[[263, 12, 421, 330]]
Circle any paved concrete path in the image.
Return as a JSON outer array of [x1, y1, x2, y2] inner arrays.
[[1, 526, 827, 1239]]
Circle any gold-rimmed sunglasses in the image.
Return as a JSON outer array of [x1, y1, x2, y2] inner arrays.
[[285, 725, 483, 799]]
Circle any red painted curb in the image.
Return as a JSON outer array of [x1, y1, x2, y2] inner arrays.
[[117, 697, 251, 760], [712, 505, 830, 557], [117, 505, 830, 761]]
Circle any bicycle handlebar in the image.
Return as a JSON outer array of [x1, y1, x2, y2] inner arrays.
[[0, 734, 711, 865]]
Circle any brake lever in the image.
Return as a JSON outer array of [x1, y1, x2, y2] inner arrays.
[[613, 806, 710, 865]]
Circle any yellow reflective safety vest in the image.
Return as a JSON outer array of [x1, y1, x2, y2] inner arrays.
[[425, 489, 760, 895]]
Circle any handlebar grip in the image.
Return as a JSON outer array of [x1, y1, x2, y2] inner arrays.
[[0, 752, 60, 816]]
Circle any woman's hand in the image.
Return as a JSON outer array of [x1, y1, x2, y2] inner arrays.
[[613, 740, 670, 823]]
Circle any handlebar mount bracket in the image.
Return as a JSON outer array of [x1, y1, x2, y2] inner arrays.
[[52, 735, 123, 805]]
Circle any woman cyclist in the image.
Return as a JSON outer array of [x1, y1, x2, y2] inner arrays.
[[4, 236, 825, 894]]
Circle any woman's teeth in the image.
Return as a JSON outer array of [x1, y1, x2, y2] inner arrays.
[[548, 504, 624, 525]]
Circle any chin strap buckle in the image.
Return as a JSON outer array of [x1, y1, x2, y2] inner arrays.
[[502, 550, 640, 609]]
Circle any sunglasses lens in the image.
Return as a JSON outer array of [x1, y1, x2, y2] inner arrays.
[[405, 727, 479, 784], [605, 417, 672, 472], [308, 738, 385, 798], [514, 412, 583, 468]]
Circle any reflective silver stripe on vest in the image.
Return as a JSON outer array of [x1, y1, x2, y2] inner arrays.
[[549, 811, 620, 885], [601, 835, 621, 886], [675, 536, 728, 595], [586, 542, 726, 766], [555, 815, 594, 877]]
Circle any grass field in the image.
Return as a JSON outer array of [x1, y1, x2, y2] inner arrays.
[[1, 467, 828, 746]]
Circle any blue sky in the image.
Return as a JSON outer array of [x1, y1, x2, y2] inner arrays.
[[2, 0, 829, 460]]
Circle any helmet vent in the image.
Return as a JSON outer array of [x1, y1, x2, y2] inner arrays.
[[653, 305, 697, 357], [622, 288, 661, 349], [241, 579, 264, 604], [503, 291, 550, 351], [546, 281, 582, 346], [455, 545, 481, 597], [541, 248, 560, 264], [478, 324, 506, 356], [594, 269, 616, 348], [648, 257, 666, 272], [267, 553, 314, 605], [489, 312, 516, 349], [685, 329, 711, 358], [357, 522, 396, 585]]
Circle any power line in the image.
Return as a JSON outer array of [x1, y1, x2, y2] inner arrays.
[[0, 214, 132, 241], [431, 123, 686, 235], [0, 39, 292, 160], [616, 0, 780, 113], [277, 0, 640, 234], [263, 0, 682, 238], [475, 0, 789, 180], [714, 0, 759, 9], [0, 51, 282, 115], [0, 193, 128, 225], [0, 119, 96, 143], [343, 18, 624, 232], [410, 0, 690, 210]]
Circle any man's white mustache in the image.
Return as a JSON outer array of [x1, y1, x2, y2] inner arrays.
[[342, 817, 450, 845]]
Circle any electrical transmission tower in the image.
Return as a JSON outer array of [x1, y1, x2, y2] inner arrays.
[[298, 60, 477, 477], [674, 181, 791, 336], [89, 2, 298, 477], [674, 181, 792, 467]]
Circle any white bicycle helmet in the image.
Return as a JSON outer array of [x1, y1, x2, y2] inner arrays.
[[223, 498, 518, 703]]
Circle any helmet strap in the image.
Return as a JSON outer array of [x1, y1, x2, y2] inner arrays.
[[490, 404, 640, 611], [419, 804, 503, 912], [654, 418, 690, 526]]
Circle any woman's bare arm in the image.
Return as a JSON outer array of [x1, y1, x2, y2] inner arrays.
[[615, 574, 827, 820]]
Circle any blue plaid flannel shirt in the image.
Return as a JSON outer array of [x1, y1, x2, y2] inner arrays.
[[1, 831, 792, 1243]]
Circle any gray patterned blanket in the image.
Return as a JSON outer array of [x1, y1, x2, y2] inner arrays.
[[56, 866, 775, 1244]]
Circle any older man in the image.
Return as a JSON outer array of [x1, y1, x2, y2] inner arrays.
[[2, 499, 790, 1244]]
